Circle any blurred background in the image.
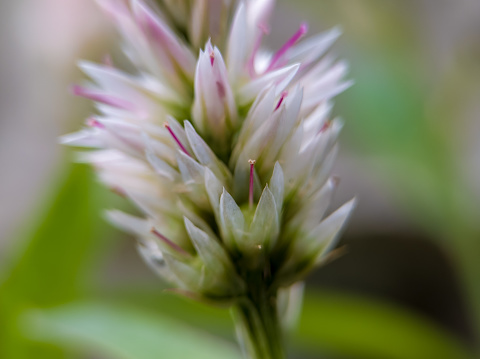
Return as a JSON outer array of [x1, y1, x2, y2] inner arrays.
[[1, 0, 479, 358]]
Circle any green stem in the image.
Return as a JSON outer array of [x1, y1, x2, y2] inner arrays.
[[231, 283, 285, 359]]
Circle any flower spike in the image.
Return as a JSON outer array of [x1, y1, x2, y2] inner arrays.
[[63, 1, 354, 357]]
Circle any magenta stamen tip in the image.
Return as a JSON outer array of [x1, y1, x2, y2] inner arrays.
[[71, 84, 84, 96], [209, 51, 215, 66], [86, 117, 105, 129], [299, 22, 309, 35]]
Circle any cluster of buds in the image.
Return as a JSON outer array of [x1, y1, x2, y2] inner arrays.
[[63, 0, 355, 348]]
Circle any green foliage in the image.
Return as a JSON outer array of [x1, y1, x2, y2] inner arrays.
[[296, 291, 473, 359], [0, 163, 109, 358], [21, 301, 241, 359]]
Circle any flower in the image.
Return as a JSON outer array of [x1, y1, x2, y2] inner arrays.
[[62, 0, 355, 305]]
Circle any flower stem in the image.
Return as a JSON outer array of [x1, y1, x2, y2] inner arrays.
[[232, 276, 285, 359]]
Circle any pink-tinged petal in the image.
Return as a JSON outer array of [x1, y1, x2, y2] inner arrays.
[[247, 23, 270, 78], [226, 3, 247, 82], [301, 61, 353, 113], [192, 42, 238, 140], [71, 85, 136, 112], [189, 0, 208, 49], [131, 0, 196, 77], [246, 0, 275, 45], [237, 63, 299, 106], [79, 61, 179, 105], [267, 23, 308, 72], [164, 122, 191, 157], [287, 26, 342, 66]]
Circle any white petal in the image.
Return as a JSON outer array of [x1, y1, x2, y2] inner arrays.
[[309, 198, 356, 258], [204, 168, 224, 221], [137, 240, 179, 284], [105, 210, 150, 235], [184, 120, 231, 182], [290, 178, 336, 233], [184, 217, 231, 270], [286, 26, 342, 64], [227, 3, 247, 83], [269, 162, 284, 211], [176, 150, 205, 184], [59, 129, 103, 148], [131, 0, 196, 77]]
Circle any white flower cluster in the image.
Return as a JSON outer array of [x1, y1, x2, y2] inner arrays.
[[62, 0, 355, 302]]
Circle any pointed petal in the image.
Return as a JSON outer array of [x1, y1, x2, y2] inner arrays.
[[308, 198, 356, 258], [131, 0, 196, 77], [220, 188, 245, 251], [163, 253, 202, 291], [204, 168, 224, 221], [238, 64, 300, 106], [137, 240, 179, 284], [59, 129, 103, 148], [105, 210, 150, 235], [227, 3, 247, 83], [184, 120, 231, 182], [250, 185, 279, 249], [184, 217, 231, 270], [269, 162, 284, 211], [177, 150, 205, 184]]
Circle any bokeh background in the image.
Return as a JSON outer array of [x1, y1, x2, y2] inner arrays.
[[1, 0, 479, 358]]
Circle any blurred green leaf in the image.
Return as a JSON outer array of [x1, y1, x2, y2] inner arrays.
[[97, 287, 473, 359], [21, 301, 242, 359], [0, 162, 114, 358], [96, 287, 234, 339], [2, 163, 108, 303], [295, 290, 473, 359]]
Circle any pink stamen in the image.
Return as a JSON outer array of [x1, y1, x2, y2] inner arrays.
[[319, 120, 331, 133], [248, 159, 256, 208], [274, 91, 288, 111], [247, 23, 270, 78], [151, 228, 191, 257], [72, 85, 135, 111], [164, 122, 191, 157], [86, 117, 105, 129], [210, 50, 215, 66], [266, 22, 308, 72]]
